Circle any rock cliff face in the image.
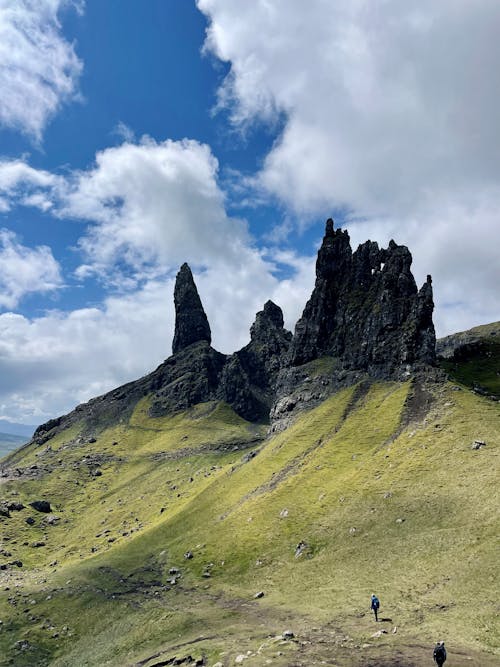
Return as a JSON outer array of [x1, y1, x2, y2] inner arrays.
[[217, 301, 293, 421], [290, 218, 436, 373], [28, 219, 437, 444]]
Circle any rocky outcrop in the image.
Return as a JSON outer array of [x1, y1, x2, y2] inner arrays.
[[172, 263, 211, 354], [149, 341, 226, 417], [217, 301, 292, 421], [289, 219, 436, 374], [17, 219, 438, 447]]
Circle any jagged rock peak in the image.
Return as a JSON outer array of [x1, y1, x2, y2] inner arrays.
[[250, 300, 285, 340], [172, 263, 211, 355], [289, 218, 436, 373]]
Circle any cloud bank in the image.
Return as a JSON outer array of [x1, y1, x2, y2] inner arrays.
[[199, 0, 500, 334], [0, 138, 314, 422]]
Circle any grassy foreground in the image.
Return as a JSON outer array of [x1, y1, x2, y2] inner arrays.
[[0, 378, 498, 666]]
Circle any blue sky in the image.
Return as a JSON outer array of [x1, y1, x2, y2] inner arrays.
[[0, 0, 499, 426]]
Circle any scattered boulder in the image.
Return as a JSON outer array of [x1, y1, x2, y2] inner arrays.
[[279, 508, 289, 518], [7, 502, 24, 512], [371, 629, 388, 638], [184, 550, 193, 560], [43, 515, 60, 526], [25, 517, 35, 526], [294, 541, 309, 558], [472, 440, 486, 450], [29, 501, 51, 513], [254, 591, 265, 599], [282, 630, 295, 640]]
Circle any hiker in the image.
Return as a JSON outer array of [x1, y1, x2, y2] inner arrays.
[[433, 640, 447, 666], [370, 593, 380, 622]]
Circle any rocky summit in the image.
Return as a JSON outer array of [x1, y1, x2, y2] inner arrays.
[[290, 218, 436, 373], [29, 219, 437, 444], [172, 263, 212, 354]]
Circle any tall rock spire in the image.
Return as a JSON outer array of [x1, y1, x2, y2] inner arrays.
[[172, 263, 211, 355], [289, 218, 436, 371]]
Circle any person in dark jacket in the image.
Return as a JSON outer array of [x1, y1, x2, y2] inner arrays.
[[433, 640, 447, 666], [370, 593, 380, 622]]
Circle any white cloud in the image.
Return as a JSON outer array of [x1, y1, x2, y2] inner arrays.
[[0, 253, 313, 423], [0, 159, 60, 210], [0, 138, 314, 423], [60, 137, 253, 282], [0, 229, 63, 309], [198, 0, 500, 334], [0, 0, 83, 141]]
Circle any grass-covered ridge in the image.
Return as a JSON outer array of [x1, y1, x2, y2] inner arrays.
[[438, 321, 500, 397], [0, 380, 498, 666]]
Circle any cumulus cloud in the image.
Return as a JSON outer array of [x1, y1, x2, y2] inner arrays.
[[0, 257, 313, 422], [0, 0, 83, 140], [0, 138, 315, 422], [0, 159, 60, 211], [61, 137, 254, 283], [0, 229, 63, 309], [199, 0, 500, 333]]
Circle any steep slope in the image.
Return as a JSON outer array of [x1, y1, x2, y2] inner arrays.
[[437, 322, 500, 399], [1, 220, 498, 666], [0, 377, 498, 666]]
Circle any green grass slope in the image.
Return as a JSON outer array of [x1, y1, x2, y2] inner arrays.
[[438, 321, 500, 397], [0, 377, 498, 667]]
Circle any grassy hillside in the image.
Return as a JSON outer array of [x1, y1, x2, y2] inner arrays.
[[438, 321, 500, 398], [0, 377, 498, 666]]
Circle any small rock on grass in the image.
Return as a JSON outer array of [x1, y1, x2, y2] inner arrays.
[[371, 629, 388, 638], [254, 591, 264, 599], [282, 630, 295, 640], [472, 440, 486, 450], [29, 500, 51, 513]]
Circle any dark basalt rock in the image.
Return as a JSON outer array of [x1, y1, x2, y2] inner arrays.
[[289, 219, 436, 374], [149, 341, 226, 417], [172, 263, 211, 354], [29, 500, 51, 513], [11, 219, 438, 449], [218, 301, 292, 421]]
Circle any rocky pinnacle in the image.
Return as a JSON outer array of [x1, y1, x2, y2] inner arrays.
[[289, 218, 436, 373], [172, 263, 211, 355]]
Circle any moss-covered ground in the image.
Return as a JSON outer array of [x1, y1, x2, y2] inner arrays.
[[0, 379, 498, 666], [439, 322, 500, 397]]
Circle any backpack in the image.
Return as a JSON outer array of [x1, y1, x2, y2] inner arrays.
[[434, 645, 446, 662], [372, 596, 380, 609]]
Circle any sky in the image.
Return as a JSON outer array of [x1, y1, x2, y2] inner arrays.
[[0, 0, 499, 426]]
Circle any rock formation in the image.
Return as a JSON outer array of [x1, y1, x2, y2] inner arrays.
[[290, 219, 436, 374], [217, 301, 292, 421], [26, 218, 437, 445], [172, 263, 211, 354]]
